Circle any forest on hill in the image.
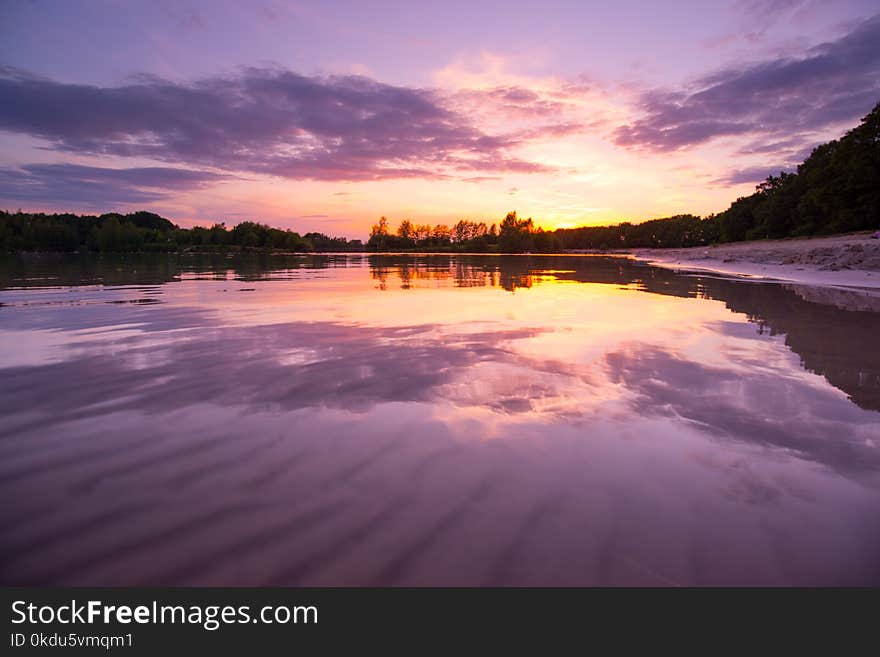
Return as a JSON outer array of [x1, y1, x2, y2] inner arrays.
[[1, 103, 877, 254]]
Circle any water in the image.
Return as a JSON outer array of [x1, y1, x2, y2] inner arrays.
[[1, 252, 878, 586]]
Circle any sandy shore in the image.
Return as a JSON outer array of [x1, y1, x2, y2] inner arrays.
[[631, 232, 880, 290]]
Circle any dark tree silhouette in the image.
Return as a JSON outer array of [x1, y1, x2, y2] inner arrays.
[[0, 211, 359, 253]]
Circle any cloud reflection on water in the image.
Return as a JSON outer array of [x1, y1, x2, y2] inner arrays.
[[1, 253, 879, 585]]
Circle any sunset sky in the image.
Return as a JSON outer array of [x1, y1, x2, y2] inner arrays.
[[1, 0, 879, 238]]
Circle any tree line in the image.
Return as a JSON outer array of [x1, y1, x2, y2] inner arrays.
[[0, 211, 363, 253], [366, 212, 562, 252]]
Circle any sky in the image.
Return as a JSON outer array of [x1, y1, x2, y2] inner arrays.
[[1, 0, 879, 238]]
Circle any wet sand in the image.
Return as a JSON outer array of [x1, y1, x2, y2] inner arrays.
[[632, 232, 880, 290]]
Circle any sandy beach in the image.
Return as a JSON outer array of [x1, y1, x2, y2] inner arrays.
[[631, 232, 880, 290]]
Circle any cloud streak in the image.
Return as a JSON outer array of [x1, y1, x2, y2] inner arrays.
[[0, 163, 230, 206], [614, 13, 880, 152], [0, 66, 548, 183], [606, 345, 880, 477]]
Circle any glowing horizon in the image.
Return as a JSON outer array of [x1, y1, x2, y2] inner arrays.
[[1, 1, 879, 239]]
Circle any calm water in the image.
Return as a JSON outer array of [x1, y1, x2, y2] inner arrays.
[[1, 253, 879, 586]]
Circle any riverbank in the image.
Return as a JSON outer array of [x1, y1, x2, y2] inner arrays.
[[631, 232, 880, 290]]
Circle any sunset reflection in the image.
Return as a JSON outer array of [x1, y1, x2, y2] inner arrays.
[[1, 254, 879, 586]]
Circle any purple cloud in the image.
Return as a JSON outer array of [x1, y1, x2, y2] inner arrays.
[[0, 163, 229, 207], [448, 86, 587, 143], [0, 66, 548, 182], [452, 86, 569, 119], [614, 13, 880, 152], [735, 0, 808, 18]]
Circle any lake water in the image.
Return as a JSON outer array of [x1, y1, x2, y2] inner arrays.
[[1, 253, 878, 586]]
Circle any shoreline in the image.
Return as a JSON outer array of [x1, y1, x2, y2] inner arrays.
[[5, 232, 880, 292], [629, 232, 880, 291]]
